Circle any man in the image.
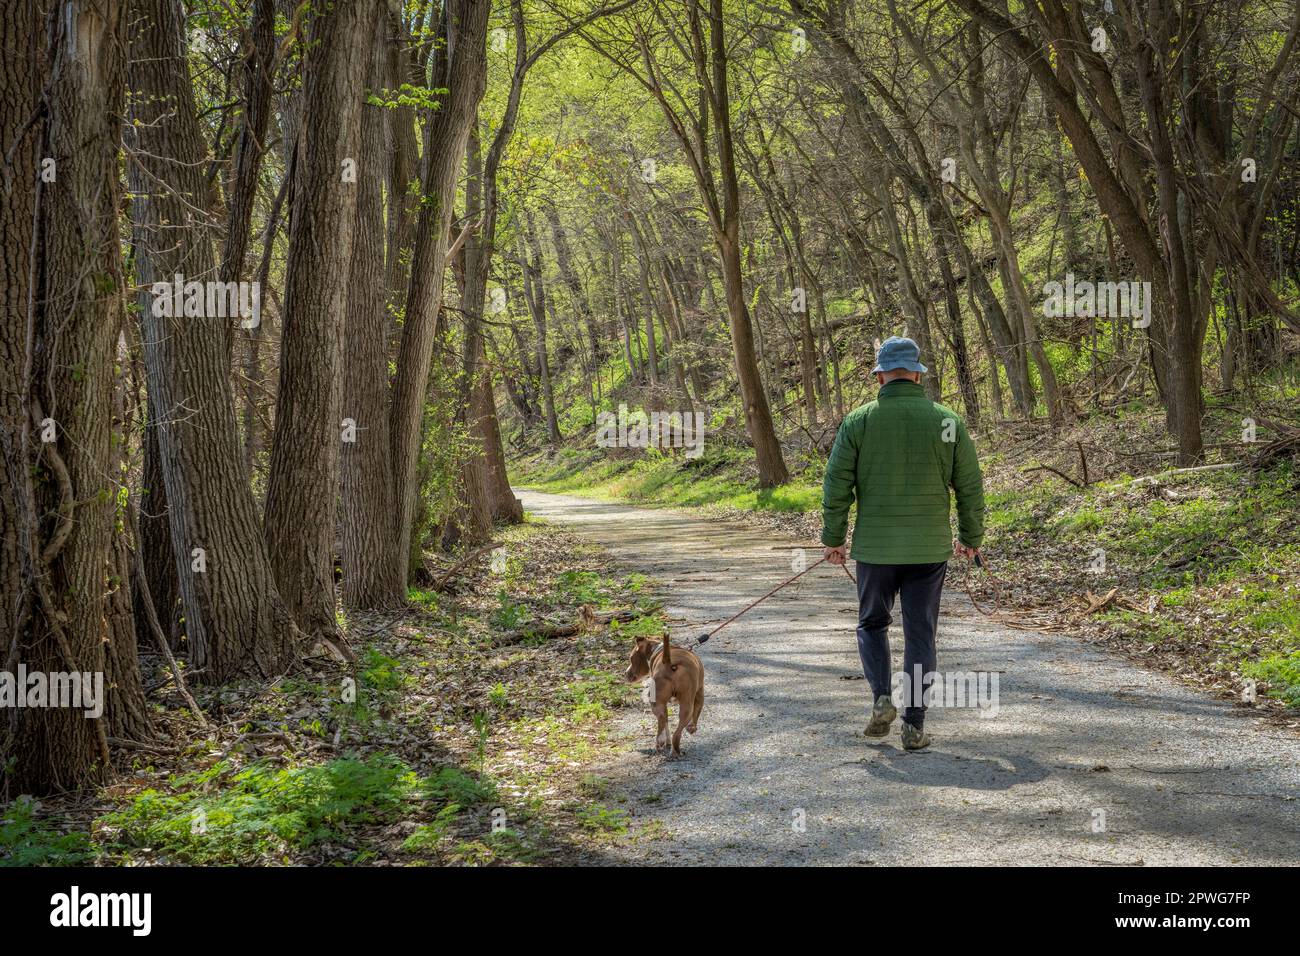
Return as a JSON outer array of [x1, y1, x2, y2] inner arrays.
[[821, 336, 985, 750]]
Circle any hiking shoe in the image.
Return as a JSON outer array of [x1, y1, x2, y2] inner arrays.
[[901, 722, 931, 750], [864, 695, 897, 737]]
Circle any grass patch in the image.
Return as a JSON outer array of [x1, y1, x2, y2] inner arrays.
[[407, 586, 441, 613], [422, 765, 497, 806], [448, 829, 541, 864], [15, 519, 648, 867], [0, 797, 92, 866], [576, 802, 630, 834], [96, 755, 492, 865], [560, 668, 632, 721], [512, 446, 822, 514], [1244, 651, 1300, 706], [399, 806, 462, 854]]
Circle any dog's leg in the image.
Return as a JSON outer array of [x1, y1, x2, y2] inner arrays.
[[688, 685, 703, 734], [652, 697, 669, 753], [672, 698, 689, 755]]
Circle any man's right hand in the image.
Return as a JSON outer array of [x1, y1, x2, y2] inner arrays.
[[952, 538, 980, 561], [824, 544, 847, 566]]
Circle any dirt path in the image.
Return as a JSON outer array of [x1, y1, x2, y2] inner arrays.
[[517, 489, 1300, 866]]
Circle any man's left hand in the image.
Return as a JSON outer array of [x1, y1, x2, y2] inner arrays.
[[824, 544, 847, 566]]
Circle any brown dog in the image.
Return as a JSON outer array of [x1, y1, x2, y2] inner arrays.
[[624, 634, 704, 756]]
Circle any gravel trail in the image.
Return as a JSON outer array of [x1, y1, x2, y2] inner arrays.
[[517, 489, 1300, 866]]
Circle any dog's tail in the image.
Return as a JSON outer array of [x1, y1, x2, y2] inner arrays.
[[662, 631, 673, 670]]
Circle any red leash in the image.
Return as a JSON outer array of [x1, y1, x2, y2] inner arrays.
[[683, 550, 1004, 648], [963, 552, 1006, 617], [685, 553, 856, 649]]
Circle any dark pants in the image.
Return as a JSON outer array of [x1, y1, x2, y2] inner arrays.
[[855, 560, 948, 729]]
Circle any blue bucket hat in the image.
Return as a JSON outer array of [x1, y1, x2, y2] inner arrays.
[[871, 336, 928, 374]]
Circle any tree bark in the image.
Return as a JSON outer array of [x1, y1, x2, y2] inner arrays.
[[473, 371, 523, 522], [340, 0, 404, 610], [217, 0, 275, 355], [388, 0, 491, 576], [264, 0, 376, 637], [128, 0, 299, 682], [3, 0, 145, 792]]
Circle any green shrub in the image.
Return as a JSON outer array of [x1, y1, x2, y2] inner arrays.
[[422, 766, 495, 808], [576, 802, 629, 833], [0, 797, 92, 866], [560, 668, 630, 720], [1244, 651, 1300, 707], [99, 755, 421, 864]]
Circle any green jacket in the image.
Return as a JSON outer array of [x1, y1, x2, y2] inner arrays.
[[821, 380, 985, 564]]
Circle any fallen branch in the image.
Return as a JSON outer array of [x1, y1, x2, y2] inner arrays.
[[1250, 434, 1300, 469], [1127, 462, 1240, 485], [1022, 464, 1084, 487], [1073, 588, 1118, 618], [107, 736, 179, 755], [428, 539, 502, 592], [494, 606, 641, 646], [443, 216, 481, 265]]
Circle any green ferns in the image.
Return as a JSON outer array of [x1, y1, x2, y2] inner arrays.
[[97, 756, 494, 865], [0, 797, 92, 866]]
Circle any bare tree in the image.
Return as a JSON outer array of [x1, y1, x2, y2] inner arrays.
[[582, 0, 791, 486]]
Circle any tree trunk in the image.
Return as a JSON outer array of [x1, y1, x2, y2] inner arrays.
[[384, 9, 421, 314], [473, 372, 523, 522], [340, 1, 404, 610], [137, 405, 178, 648], [874, 178, 941, 402], [520, 228, 562, 443], [629, 220, 662, 388], [264, 0, 376, 637], [217, 0, 275, 356], [128, 0, 301, 682], [610, 239, 637, 376], [988, 200, 1065, 426], [388, 0, 490, 576], [702, 0, 788, 486], [718, 232, 789, 484], [544, 201, 601, 361], [1134, 13, 1205, 464], [3, 0, 140, 793]]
